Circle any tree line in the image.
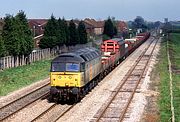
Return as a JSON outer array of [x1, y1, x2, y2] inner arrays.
[[0, 15, 124, 58], [0, 13, 88, 58], [39, 15, 88, 49], [0, 11, 33, 58]]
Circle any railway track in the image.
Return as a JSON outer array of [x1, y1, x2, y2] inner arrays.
[[0, 82, 50, 121], [31, 103, 75, 122], [92, 37, 159, 122]]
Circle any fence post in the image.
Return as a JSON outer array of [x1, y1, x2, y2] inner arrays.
[[30, 54, 32, 63], [3, 57, 5, 69], [0, 58, 2, 70], [22, 55, 25, 66], [33, 52, 35, 62], [11, 56, 13, 68]]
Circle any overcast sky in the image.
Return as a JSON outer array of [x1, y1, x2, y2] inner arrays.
[[0, 0, 179, 22]]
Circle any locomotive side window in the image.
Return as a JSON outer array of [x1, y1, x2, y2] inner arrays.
[[80, 63, 85, 71]]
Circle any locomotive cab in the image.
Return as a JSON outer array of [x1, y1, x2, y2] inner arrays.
[[50, 54, 85, 88]]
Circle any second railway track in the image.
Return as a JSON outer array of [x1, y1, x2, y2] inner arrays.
[[31, 103, 75, 122], [92, 36, 159, 122], [0, 82, 50, 121]]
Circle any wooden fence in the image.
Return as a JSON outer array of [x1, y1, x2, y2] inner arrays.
[[0, 48, 58, 70], [0, 42, 93, 70]]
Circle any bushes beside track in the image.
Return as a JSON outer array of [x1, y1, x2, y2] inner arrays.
[[0, 60, 51, 96]]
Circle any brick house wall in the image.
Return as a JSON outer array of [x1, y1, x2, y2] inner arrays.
[[28, 19, 48, 37]]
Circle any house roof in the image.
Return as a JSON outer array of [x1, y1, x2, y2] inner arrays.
[[28, 19, 48, 26], [84, 18, 104, 28]]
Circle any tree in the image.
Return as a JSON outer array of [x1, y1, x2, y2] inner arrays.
[[57, 18, 66, 46], [103, 17, 115, 39], [132, 16, 148, 32], [133, 16, 145, 28], [113, 26, 117, 36], [102, 34, 110, 41], [0, 34, 6, 57], [2, 11, 34, 57], [39, 15, 58, 49], [78, 21, 87, 44], [68, 20, 79, 46], [111, 16, 118, 36], [39, 36, 57, 49], [62, 18, 69, 45], [15, 11, 34, 56], [2, 15, 21, 56]]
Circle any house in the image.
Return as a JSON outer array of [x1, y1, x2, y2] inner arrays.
[[33, 34, 43, 48], [28, 19, 48, 37], [28, 19, 48, 48], [116, 21, 129, 38], [83, 21, 94, 36], [84, 18, 104, 35], [117, 21, 128, 33]]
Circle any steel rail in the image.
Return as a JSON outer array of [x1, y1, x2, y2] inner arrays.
[[94, 37, 157, 122], [0, 82, 50, 121], [52, 104, 75, 122], [119, 37, 159, 122], [31, 103, 75, 122], [31, 103, 57, 122]]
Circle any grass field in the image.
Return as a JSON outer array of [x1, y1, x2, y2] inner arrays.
[[0, 60, 51, 96], [156, 33, 180, 121]]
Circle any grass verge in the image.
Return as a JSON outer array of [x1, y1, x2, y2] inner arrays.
[[0, 59, 51, 96], [169, 33, 180, 121], [154, 33, 180, 121], [157, 38, 171, 121]]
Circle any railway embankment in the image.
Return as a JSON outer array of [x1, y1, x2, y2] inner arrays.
[[148, 33, 180, 122], [167, 33, 180, 121], [0, 59, 51, 96]]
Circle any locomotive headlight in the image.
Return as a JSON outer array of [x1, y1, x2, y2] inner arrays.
[[58, 76, 61, 79], [69, 76, 72, 79]]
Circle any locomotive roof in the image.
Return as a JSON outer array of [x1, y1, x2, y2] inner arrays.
[[103, 38, 125, 45], [110, 38, 124, 42], [52, 47, 101, 63]]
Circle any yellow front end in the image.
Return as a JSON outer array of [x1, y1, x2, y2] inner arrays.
[[50, 72, 84, 87]]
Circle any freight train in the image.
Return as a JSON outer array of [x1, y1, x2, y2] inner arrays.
[[49, 32, 150, 102]]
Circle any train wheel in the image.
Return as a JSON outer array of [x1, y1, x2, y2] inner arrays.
[[99, 73, 103, 81], [48, 94, 54, 103], [70, 94, 79, 103], [80, 89, 84, 99]]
